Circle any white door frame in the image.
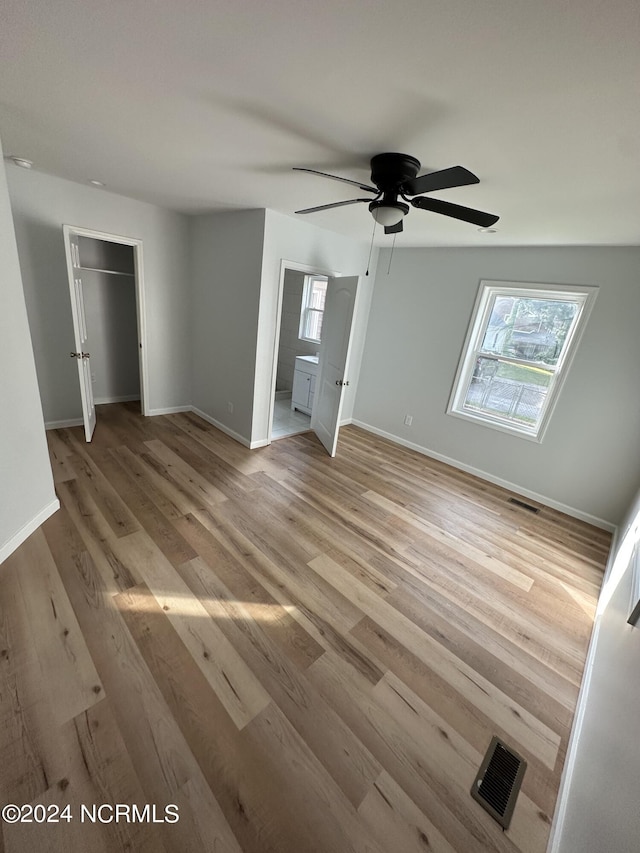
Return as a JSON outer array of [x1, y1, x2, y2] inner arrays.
[[267, 259, 341, 443], [63, 225, 149, 417]]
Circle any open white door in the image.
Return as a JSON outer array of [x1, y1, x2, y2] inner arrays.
[[311, 275, 359, 456], [63, 225, 96, 441]]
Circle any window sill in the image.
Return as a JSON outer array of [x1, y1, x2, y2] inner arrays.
[[446, 407, 546, 443]]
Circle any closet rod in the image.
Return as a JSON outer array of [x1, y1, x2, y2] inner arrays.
[[79, 266, 134, 277]]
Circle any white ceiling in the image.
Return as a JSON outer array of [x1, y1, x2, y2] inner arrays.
[[1, 0, 639, 246]]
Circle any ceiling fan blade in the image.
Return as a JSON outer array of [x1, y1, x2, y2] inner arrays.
[[411, 196, 499, 227], [295, 198, 372, 214], [403, 165, 479, 196], [293, 167, 378, 194], [384, 220, 403, 235]]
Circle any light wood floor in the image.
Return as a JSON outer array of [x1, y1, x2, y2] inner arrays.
[[1, 403, 610, 852]]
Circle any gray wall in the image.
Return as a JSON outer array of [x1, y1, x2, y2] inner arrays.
[[7, 166, 191, 422], [0, 134, 57, 561], [82, 271, 140, 403], [354, 246, 640, 526], [79, 237, 139, 403], [551, 488, 640, 852], [190, 209, 266, 442], [276, 269, 318, 393]]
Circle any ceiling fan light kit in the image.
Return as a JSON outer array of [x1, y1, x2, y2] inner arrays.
[[369, 199, 409, 227], [293, 152, 499, 235]]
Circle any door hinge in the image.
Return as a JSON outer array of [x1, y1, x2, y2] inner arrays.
[[335, 379, 350, 386]]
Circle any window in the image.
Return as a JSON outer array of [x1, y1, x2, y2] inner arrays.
[[299, 275, 328, 344], [448, 280, 597, 441]]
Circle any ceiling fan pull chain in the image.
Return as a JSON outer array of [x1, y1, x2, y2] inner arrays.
[[365, 216, 377, 277], [387, 232, 397, 275]]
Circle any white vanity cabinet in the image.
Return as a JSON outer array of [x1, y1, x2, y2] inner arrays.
[[292, 355, 318, 415]]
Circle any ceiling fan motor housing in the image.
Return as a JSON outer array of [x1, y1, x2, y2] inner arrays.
[[370, 153, 421, 193]]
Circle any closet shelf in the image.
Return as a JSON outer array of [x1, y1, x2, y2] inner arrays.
[[79, 266, 134, 277]]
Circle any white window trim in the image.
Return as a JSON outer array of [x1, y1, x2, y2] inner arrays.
[[447, 280, 598, 442], [299, 275, 327, 344]]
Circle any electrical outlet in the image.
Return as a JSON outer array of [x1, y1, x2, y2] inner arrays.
[[227, 401, 234, 413], [404, 414, 413, 426], [91, 372, 96, 382]]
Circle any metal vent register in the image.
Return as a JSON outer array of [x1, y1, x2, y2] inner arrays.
[[507, 497, 540, 514], [471, 737, 527, 829]]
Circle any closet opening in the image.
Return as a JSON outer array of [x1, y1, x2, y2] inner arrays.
[[63, 225, 148, 441]]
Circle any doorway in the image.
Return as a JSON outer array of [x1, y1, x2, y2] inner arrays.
[[268, 260, 360, 456], [270, 268, 325, 440], [63, 225, 148, 441]]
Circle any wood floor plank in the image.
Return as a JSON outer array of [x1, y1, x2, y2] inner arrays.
[[8, 530, 104, 727], [372, 671, 551, 853], [307, 649, 520, 853], [0, 560, 50, 806], [44, 529, 229, 853], [166, 411, 267, 476], [387, 556, 587, 695], [65, 436, 141, 538], [193, 508, 385, 687], [144, 439, 229, 507], [1, 406, 609, 853], [364, 490, 534, 592], [93, 447, 197, 567], [173, 512, 325, 670], [111, 532, 271, 729], [117, 581, 358, 853], [308, 553, 562, 770], [358, 771, 457, 853], [4, 698, 169, 853], [349, 617, 562, 817], [55, 482, 142, 595], [175, 555, 382, 808]]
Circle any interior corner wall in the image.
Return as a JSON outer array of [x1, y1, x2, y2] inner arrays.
[[0, 135, 57, 562], [353, 246, 640, 526], [550, 486, 640, 852], [6, 166, 192, 422], [190, 209, 266, 443], [252, 210, 377, 445]]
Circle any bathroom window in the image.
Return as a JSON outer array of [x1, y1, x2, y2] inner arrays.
[[448, 280, 597, 441], [299, 276, 327, 344]]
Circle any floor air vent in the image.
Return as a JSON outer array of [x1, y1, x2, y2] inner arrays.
[[507, 497, 540, 514], [471, 737, 527, 830]]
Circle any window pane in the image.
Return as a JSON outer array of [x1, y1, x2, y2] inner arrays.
[[481, 296, 579, 366], [300, 277, 327, 343], [309, 279, 327, 310], [306, 308, 323, 342], [464, 356, 552, 429]]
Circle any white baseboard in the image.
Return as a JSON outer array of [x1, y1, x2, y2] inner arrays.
[[94, 395, 141, 405], [147, 406, 192, 416], [0, 498, 60, 565], [45, 418, 83, 430], [190, 407, 251, 448], [351, 419, 615, 532], [250, 439, 271, 449], [275, 390, 291, 400]]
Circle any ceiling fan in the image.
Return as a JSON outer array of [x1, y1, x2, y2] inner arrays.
[[293, 153, 499, 234]]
